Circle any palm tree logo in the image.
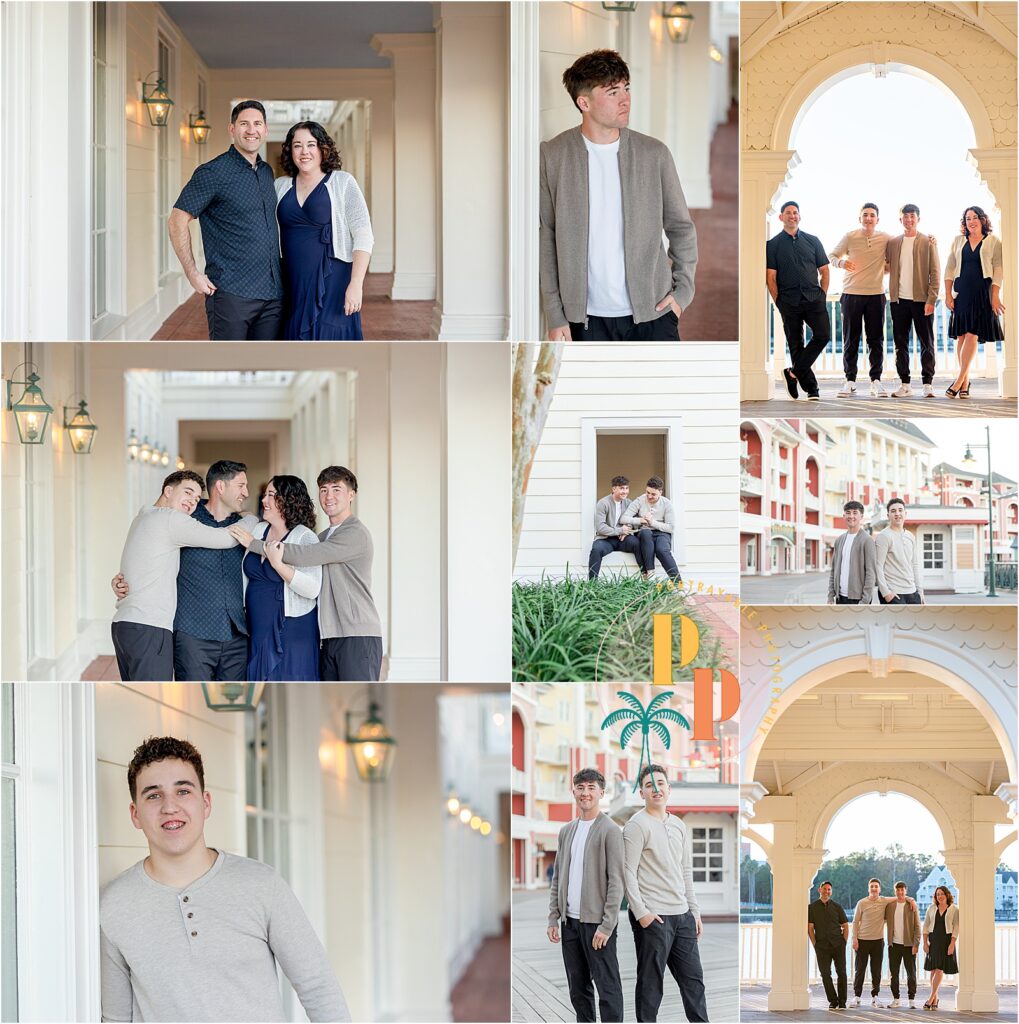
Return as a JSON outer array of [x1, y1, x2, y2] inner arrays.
[[601, 691, 690, 792]]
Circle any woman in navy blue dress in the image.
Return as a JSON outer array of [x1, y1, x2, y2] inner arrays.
[[275, 120, 375, 340], [944, 206, 1005, 398], [234, 475, 322, 682]]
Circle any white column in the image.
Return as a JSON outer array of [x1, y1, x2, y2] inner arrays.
[[971, 148, 1018, 397], [432, 3, 508, 340], [442, 343, 510, 681], [370, 33, 437, 301], [761, 797, 822, 1011], [668, 3, 713, 208], [3, 2, 90, 340], [387, 346, 442, 680], [508, 1, 540, 343], [741, 152, 797, 400]]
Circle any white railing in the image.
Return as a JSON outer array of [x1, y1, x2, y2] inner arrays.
[[740, 922, 1018, 986], [741, 472, 765, 496], [536, 743, 569, 764], [768, 298, 1001, 380], [805, 492, 821, 511], [511, 767, 528, 792]]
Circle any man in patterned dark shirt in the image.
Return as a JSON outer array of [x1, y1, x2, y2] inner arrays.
[[113, 460, 254, 681], [169, 100, 283, 340]]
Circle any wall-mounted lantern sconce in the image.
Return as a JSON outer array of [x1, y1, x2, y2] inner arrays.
[[346, 701, 396, 782], [127, 428, 140, 461], [159, 447, 170, 467], [446, 791, 462, 816], [188, 109, 211, 145], [140, 437, 153, 464], [602, 2, 637, 10], [663, 1, 694, 42], [708, 42, 723, 63], [176, 455, 185, 471], [202, 682, 266, 712], [63, 397, 98, 455], [5, 365, 54, 445], [140, 73, 174, 127]]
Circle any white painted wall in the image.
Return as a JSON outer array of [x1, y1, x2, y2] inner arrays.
[[515, 342, 740, 590]]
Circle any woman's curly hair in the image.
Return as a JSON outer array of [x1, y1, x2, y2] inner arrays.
[[270, 475, 317, 531], [280, 120, 342, 177], [960, 205, 992, 237]]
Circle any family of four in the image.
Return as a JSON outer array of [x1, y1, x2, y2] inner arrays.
[[110, 460, 382, 683]]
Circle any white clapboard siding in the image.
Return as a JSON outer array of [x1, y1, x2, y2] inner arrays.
[[96, 682, 245, 885], [516, 343, 739, 588]]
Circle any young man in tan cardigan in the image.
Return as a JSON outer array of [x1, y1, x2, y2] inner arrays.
[[886, 203, 941, 398]]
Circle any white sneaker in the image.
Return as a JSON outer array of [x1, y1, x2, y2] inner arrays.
[[909, 999, 917, 1008], [871, 997, 879, 1006], [851, 997, 861, 1006], [869, 380, 889, 397], [886, 998, 901, 1007], [891, 383, 913, 397], [922, 384, 935, 398], [837, 379, 857, 397]]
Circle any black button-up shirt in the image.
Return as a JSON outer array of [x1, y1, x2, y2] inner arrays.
[[174, 500, 249, 642], [808, 897, 848, 948], [767, 229, 828, 306], [174, 145, 282, 301]]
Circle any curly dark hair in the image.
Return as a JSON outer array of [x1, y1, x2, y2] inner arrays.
[[961, 205, 993, 237], [562, 49, 630, 111], [933, 885, 955, 908], [280, 120, 342, 176], [269, 474, 317, 530], [128, 736, 204, 802]]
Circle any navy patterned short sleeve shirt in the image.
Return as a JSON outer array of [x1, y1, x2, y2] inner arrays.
[[174, 145, 282, 301]]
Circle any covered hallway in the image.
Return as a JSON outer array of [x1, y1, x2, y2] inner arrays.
[[0, 340, 511, 683], [3, 1, 509, 342]]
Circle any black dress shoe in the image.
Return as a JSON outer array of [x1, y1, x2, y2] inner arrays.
[[783, 368, 799, 399], [807, 391, 820, 401]]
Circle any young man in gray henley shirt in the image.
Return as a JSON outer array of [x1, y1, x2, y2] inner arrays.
[[231, 465, 383, 680], [539, 49, 697, 342], [623, 764, 707, 1023], [100, 736, 349, 1022], [110, 470, 258, 682], [547, 767, 625, 1022]]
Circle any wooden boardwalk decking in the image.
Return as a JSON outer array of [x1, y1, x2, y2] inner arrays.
[[740, 984, 1017, 1022], [742, 377, 1016, 419], [512, 889, 739, 1022]]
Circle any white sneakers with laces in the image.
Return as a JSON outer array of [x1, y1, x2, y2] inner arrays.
[[891, 383, 912, 397], [837, 380, 857, 397], [869, 380, 889, 397]]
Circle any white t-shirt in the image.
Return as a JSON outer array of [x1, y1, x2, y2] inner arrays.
[[839, 531, 857, 597], [899, 235, 916, 301], [583, 135, 632, 317], [892, 901, 906, 945], [566, 817, 595, 919], [612, 499, 624, 528]]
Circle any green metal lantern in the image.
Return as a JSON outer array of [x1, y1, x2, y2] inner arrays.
[[346, 702, 397, 782], [663, 1, 694, 42], [202, 682, 266, 712], [189, 109, 211, 145], [142, 74, 174, 127], [6, 369, 53, 445], [63, 399, 98, 455]]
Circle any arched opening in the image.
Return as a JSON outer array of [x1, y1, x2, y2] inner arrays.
[[741, 642, 1017, 1012], [768, 67, 1000, 386], [510, 706, 526, 885], [769, 533, 793, 574]]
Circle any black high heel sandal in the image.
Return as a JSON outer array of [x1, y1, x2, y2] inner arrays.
[[945, 385, 960, 398], [959, 385, 971, 399]]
